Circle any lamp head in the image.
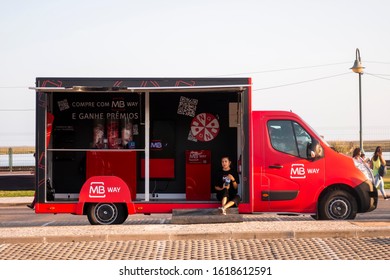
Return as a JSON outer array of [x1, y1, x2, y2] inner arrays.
[[351, 48, 364, 74], [351, 60, 364, 74]]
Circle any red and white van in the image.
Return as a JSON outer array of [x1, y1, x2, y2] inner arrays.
[[30, 77, 378, 224]]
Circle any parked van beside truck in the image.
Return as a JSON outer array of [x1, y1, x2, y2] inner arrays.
[[30, 77, 378, 225]]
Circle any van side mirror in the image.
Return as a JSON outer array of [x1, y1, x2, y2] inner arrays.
[[307, 139, 323, 160], [306, 144, 315, 160]]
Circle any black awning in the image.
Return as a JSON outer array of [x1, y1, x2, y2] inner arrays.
[[29, 84, 250, 93]]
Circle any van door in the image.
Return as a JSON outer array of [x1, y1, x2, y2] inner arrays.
[[257, 118, 325, 213]]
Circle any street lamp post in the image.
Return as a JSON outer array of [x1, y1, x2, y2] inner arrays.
[[351, 48, 365, 151]]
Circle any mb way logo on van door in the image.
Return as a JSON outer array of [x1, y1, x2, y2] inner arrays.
[[290, 164, 320, 179], [290, 164, 306, 179]]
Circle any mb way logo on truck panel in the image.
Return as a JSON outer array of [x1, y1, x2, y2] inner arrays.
[[290, 164, 320, 179], [89, 182, 121, 198]]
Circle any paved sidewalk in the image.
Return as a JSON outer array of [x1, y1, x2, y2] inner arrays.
[[1, 196, 390, 244], [0, 196, 33, 206]]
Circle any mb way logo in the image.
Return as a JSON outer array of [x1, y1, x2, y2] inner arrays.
[[290, 164, 320, 179], [89, 182, 121, 198]]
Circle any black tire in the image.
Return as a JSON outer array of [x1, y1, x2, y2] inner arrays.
[[318, 190, 357, 220], [113, 204, 128, 225], [87, 203, 127, 225]]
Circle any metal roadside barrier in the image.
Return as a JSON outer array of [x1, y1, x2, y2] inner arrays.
[[0, 147, 35, 173]]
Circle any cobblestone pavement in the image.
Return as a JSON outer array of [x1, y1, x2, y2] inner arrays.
[[1, 213, 390, 260], [1, 236, 390, 260]]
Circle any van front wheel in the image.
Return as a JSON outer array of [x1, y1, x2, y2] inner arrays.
[[318, 190, 357, 220]]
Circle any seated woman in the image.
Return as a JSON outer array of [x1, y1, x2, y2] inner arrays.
[[213, 155, 240, 215]]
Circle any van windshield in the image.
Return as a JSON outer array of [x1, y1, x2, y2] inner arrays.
[[306, 123, 330, 147]]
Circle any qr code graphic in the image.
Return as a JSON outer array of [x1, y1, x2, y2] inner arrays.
[[177, 96, 198, 117], [57, 99, 70, 111]]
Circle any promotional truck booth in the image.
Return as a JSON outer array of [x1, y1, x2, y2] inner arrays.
[[31, 77, 377, 225], [32, 77, 251, 224]]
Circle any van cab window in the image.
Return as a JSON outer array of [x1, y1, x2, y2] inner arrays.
[[268, 120, 323, 160]]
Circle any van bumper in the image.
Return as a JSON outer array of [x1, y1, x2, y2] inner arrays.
[[355, 180, 378, 213]]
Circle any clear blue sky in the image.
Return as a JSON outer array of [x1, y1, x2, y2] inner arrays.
[[1, 0, 390, 146]]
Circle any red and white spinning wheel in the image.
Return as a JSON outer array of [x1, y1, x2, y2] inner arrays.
[[190, 113, 220, 142]]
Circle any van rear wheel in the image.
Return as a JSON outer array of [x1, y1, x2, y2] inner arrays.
[[87, 203, 127, 225], [318, 190, 357, 220]]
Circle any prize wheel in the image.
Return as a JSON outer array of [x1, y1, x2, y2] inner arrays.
[[190, 113, 220, 142]]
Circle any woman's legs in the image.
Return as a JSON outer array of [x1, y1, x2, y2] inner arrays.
[[219, 200, 234, 215], [220, 195, 240, 214], [222, 200, 235, 210], [375, 175, 387, 199], [221, 196, 228, 207], [27, 192, 36, 209], [218, 189, 229, 214]]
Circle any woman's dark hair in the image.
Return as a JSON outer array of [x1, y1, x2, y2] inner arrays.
[[373, 146, 382, 161], [352, 147, 361, 158], [221, 155, 232, 161]]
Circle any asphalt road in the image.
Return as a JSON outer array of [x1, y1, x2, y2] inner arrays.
[[0, 197, 390, 227], [0, 173, 34, 190]]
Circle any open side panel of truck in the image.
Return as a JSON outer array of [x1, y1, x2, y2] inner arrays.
[[32, 78, 252, 215]]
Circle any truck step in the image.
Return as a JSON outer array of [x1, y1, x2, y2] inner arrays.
[[171, 208, 243, 224]]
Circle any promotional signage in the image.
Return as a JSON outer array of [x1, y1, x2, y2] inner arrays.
[[52, 92, 141, 149], [186, 150, 211, 164], [185, 150, 211, 200]]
